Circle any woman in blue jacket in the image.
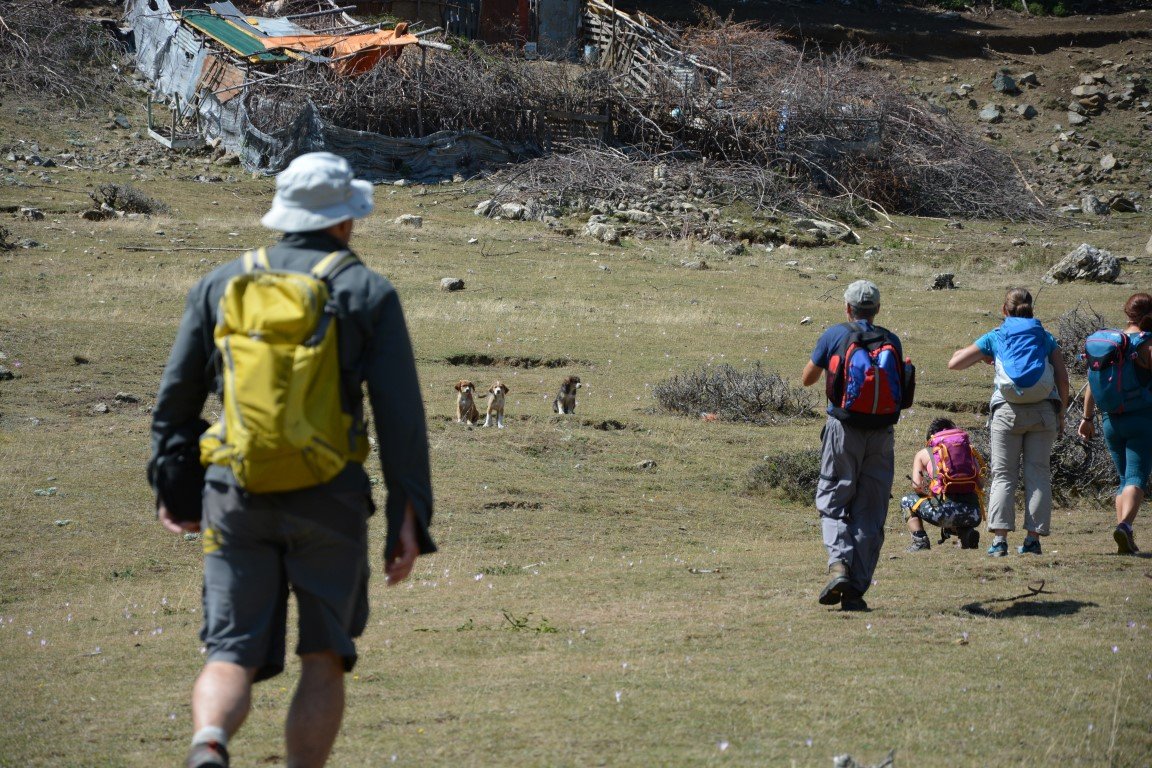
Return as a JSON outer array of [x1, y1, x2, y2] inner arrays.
[[948, 288, 1069, 557]]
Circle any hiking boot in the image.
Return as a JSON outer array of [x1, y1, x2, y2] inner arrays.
[[958, 527, 980, 550], [906, 534, 931, 553], [987, 540, 1008, 557], [818, 561, 850, 606], [1114, 526, 1139, 555], [187, 741, 229, 768], [841, 595, 870, 612], [1017, 537, 1042, 555]]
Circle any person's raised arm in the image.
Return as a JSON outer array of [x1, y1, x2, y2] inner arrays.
[[948, 344, 990, 371]]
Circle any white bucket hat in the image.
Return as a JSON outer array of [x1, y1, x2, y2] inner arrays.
[[261, 152, 374, 232]]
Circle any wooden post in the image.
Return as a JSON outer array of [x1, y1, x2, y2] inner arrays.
[[417, 45, 427, 137]]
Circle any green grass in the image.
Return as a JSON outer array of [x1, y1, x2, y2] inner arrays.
[[1, 98, 1151, 767]]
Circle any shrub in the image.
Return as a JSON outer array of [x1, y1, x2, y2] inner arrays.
[[1055, 302, 1108, 377], [89, 183, 169, 215], [745, 449, 821, 501], [653, 362, 816, 424]]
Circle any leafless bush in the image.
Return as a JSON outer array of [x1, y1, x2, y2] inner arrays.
[[89, 183, 169, 215], [0, 0, 118, 105], [1055, 302, 1108, 377], [654, 362, 816, 424], [745, 449, 821, 501], [968, 398, 1115, 507]]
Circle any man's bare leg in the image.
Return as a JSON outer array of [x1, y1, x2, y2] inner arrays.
[[286, 651, 346, 768], [192, 660, 256, 737]]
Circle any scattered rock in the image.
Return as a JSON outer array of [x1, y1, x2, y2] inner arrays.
[[73, 355, 90, 365], [0, 365, 16, 380], [439, 277, 465, 291], [1081, 194, 1110, 216], [113, 392, 139, 403], [681, 259, 708, 270], [1067, 111, 1089, 126], [91, 402, 110, 414], [583, 221, 620, 245], [1011, 237, 1027, 246], [1108, 194, 1137, 213], [81, 209, 113, 221], [978, 104, 1003, 123], [1043, 243, 1120, 284], [474, 199, 497, 217], [394, 214, 423, 228], [1100, 153, 1117, 170], [1018, 72, 1040, 87], [1014, 104, 1037, 119], [635, 459, 657, 470], [19, 207, 44, 221], [929, 273, 956, 290], [723, 243, 745, 256], [992, 71, 1018, 94], [800, 316, 812, 325]]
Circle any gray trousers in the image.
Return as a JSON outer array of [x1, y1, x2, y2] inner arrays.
[[815, 417, 895, 596], [987, 402, 1058, 535]]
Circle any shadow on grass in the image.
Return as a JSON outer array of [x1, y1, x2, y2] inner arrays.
[[961, 579, 1098, 618], [962, 599, 1098, 619]]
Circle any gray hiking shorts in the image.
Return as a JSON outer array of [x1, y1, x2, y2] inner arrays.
[[200, 481, 372, 682]]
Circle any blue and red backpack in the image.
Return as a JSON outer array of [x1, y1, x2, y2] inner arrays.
[[826, 323, 914, 428], [1084, 329, 1152, 415]]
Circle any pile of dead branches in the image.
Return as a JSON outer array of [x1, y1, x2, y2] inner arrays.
[[0, 0, 118, 105], [1055, 301, 1109, 377], [654, 362, 816, 424]]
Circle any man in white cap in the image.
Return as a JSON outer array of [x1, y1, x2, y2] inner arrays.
[[800, 279, 907, 612], [150, 152, 435, 768]]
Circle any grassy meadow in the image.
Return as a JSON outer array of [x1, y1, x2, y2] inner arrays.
[[1, 100, 1151, 767]]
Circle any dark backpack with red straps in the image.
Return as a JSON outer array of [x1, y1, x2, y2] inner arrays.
[[826, 323, 914, 428]]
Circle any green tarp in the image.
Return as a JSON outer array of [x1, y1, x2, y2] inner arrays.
[[177, 9, 288, 63]]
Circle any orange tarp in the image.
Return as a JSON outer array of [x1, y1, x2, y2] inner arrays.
[[262, 23, 418, 76]]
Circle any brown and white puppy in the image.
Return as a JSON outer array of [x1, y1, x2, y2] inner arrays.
[[484, 380, 509, 429], [455, 380, 480, 424], [552, 375, 581, 415]]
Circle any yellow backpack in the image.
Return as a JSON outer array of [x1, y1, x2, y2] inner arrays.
[[200, 247, 369, 493]]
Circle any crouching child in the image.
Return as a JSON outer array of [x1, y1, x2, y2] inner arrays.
[[901, 418, 985, 551]]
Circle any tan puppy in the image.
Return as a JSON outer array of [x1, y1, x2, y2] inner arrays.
[[455, 380, 479, 424], [552, 375, 581, 414], [484, 380, 509, 429]]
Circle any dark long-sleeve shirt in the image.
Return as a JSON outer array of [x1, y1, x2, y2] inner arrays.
[[150, 230, 435, 557]]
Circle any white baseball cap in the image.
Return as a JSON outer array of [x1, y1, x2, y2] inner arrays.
[[261, 152, 374, 232]]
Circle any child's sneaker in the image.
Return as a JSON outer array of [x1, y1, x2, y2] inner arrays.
[[1114, 525, 1139, 555], [1018, 537, 1042, 555], [907, 534, 931, 553], [987, 540, 1008, 557]]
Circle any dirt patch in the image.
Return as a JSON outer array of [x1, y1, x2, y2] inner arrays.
[[481, 500, 544, 510], [444, 353, 591, 369]]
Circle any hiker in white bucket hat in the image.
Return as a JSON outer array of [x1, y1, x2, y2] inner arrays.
[[261, 151, 375, 232], [151, 150, 435, 768]]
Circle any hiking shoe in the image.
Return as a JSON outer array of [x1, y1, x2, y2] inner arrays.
[[841, 595, 870, 612], [987, 540, 1008, 557], [187, 741, 229, 768], [818, 561, 850, 606], [906, 535, 931, 553], [958, 527, 980, 550], [1114, 526, 1139, 555], [1018, 538, 1042, 555]]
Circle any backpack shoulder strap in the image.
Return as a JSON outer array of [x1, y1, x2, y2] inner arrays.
[[311, 250, 361, 283], [242, 247, 271, 273]]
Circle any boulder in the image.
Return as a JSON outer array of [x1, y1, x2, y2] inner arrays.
[[19, 207, 44, 221], [498, 202, 528, 220], [439, 277, 465, 291], [474, 199, 497, 217], [1042, 243, 1120, 284], [1015, 104, 1037, 119], [1108, 194, 1137, 213]]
